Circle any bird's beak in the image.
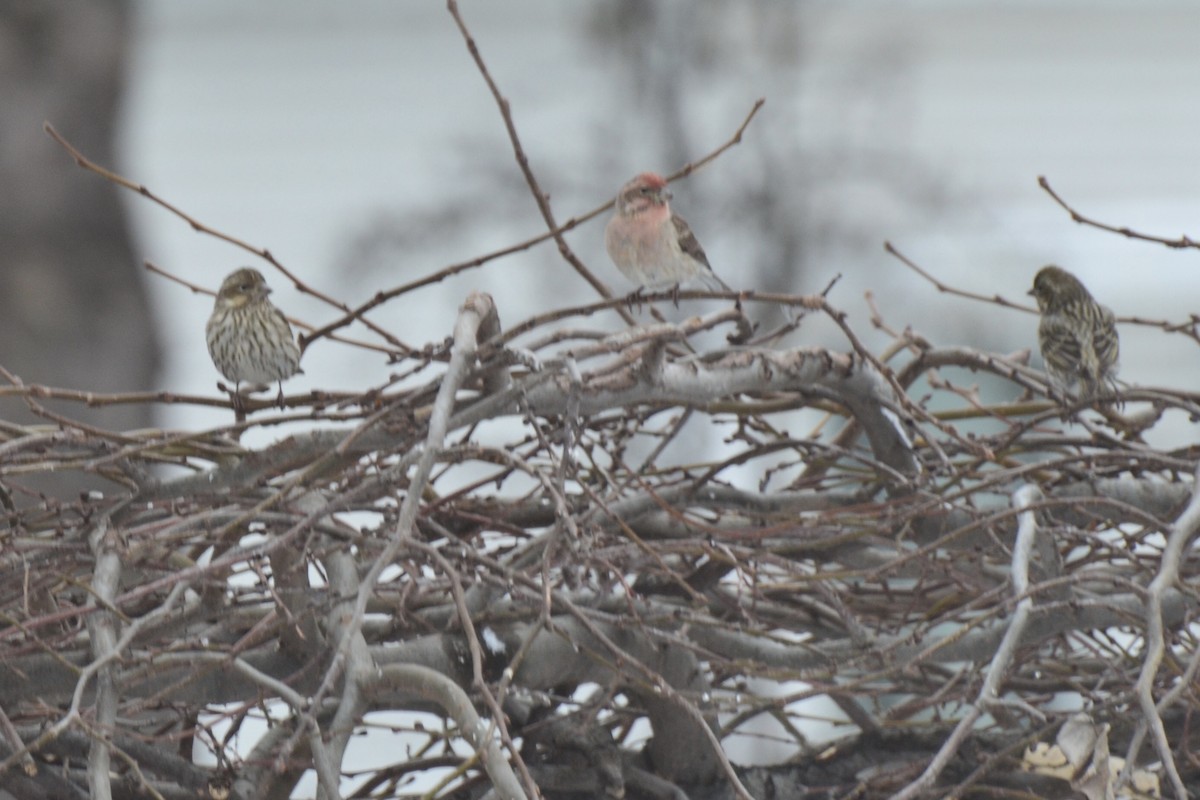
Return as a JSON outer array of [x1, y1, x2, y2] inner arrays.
[[1026, 288, 1035, 297], [662, 189, 674, 201]]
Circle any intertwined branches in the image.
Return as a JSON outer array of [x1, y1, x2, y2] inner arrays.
[[4, 226, 1199, 800], [2, 5, 1200, 800]]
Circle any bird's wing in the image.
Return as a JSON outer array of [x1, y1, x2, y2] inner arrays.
[[1093, 305, 1120, 374], [672, 214, 732, 290], [672, 214, 712, 269], [1039, 314, 1084, 373]]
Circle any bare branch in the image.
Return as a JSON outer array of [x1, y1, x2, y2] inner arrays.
[[1039, 175, 1200, 250]]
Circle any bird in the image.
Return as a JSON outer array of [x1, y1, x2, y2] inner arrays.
[[206, 267, 303, 408], [1027, 265, 1119, 400], [604, 172, 733, 295]]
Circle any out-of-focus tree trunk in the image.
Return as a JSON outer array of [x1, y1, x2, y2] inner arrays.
[[0, 0, 160, 498]]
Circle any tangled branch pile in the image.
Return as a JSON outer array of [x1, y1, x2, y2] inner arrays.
[[2, 272, 1199, 799], [5, 3, 1200, 796]]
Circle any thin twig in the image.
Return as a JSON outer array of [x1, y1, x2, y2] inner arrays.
[[890, 484, 1043, 800], [885, 241, 1034, 312], [144, 261, 396, 357], [42, 122, 411, 355], [1123, 464, 1200, 799], [300, 9, 764, 349], [887, 240, 1200, 344], [1039, 175, 1200, 250]]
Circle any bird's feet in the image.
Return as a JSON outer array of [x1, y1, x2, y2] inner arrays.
[[217, 381, 248, 422]]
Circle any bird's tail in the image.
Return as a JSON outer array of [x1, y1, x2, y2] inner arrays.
[[699, 270, 734, 293], [1079, 363, 1123, 409]]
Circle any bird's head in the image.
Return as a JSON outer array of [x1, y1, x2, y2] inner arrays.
[[216, 268, 272, 309], [615, 172, 672, 215], [1028, 265, 1091, 312]]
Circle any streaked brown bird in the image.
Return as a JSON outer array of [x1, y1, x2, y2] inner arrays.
[[604, 172, 733, 293], [1028, 265, 1119, 400], [206, 267, 303, 406]]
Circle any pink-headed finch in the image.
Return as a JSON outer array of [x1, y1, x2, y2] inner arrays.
[[604, 172, 732, 293]]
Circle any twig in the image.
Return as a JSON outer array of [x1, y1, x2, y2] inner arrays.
[[489, 287, 810, 348], [226, 656, 344, 797], [420, 542, 540, 799], [670, 97, 766, 181], [144, 261, 395, 357], [885, 241, 1033, 312], [887, 241, 1200, 343], [1039, 175, 1200, 250], [42, 122, 411, 355], [0, 705, 33, 777], [371, 664, 528, 800], [282, 292, 497, 775], [300, 82, 763, 346], [890, 484, 1044, 800], [446, 0, 615, 302], [1123, 463, 1200, 799]]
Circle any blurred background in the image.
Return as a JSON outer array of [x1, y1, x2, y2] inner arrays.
[[4, 0, 1199, 437]]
